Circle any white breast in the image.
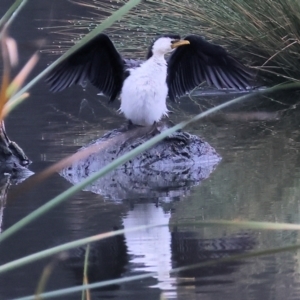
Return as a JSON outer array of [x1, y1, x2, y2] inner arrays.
[[119, 57, 169, 126]]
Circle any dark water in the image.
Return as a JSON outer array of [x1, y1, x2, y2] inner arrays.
[[1, 1, 300, 299]]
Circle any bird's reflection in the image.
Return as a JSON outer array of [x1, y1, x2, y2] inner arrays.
[[123, 204, 175, 293]]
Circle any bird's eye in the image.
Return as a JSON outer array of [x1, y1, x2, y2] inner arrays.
[[171, 40, 179, 44]]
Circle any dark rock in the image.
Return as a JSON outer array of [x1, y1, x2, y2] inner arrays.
[[0, 121, 31, 175], [60, 123, 221, 201]]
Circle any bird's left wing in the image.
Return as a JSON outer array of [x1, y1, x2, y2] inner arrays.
[[167, 35, 255, 101], [46, 34, 125, 101]]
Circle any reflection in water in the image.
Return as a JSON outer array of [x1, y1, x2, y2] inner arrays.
[[123, 204, 176, 297], [0, 176, 9, 234], [0, 170, 33, 233], [62, 201, 257, 299]]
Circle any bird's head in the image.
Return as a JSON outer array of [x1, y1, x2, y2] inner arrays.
[[147, 34, 190, 59]]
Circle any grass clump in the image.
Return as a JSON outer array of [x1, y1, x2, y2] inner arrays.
[[51, 0, 300, 83], [168, 0, 300, 82], [126, 0, 300, 82]]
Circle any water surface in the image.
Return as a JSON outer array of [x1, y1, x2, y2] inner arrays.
[[1, 1, 300, 299]]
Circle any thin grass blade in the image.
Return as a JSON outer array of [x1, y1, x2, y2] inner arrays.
[[34, 259, 59, 300], [0, 0, 27, 31], [13, 273, 157, 300], [82, 244, 91, 300], [6, 52, 39, 98]]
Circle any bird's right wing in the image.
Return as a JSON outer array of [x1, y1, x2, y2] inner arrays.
[[46, 34, 125, 101]]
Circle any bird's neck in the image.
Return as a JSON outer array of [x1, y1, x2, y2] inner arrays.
[[135, 53, 167, 77], [148, 53, 167, 66]]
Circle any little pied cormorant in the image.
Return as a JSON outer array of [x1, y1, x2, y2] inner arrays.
[[47, 34, 253, 126]]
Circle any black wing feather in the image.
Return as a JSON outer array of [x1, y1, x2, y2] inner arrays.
[[167, 35, 255, 101], [46, 34, 125, 101]]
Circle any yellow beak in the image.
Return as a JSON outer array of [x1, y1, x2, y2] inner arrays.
[[171, 40, 190, 49]]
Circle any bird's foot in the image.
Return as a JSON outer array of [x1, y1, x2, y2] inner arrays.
[[126, 119, 144, 131], [147, 121, 160, 136]]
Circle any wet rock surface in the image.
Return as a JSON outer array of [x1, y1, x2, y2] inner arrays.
[[60, 123, 221, 200]]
